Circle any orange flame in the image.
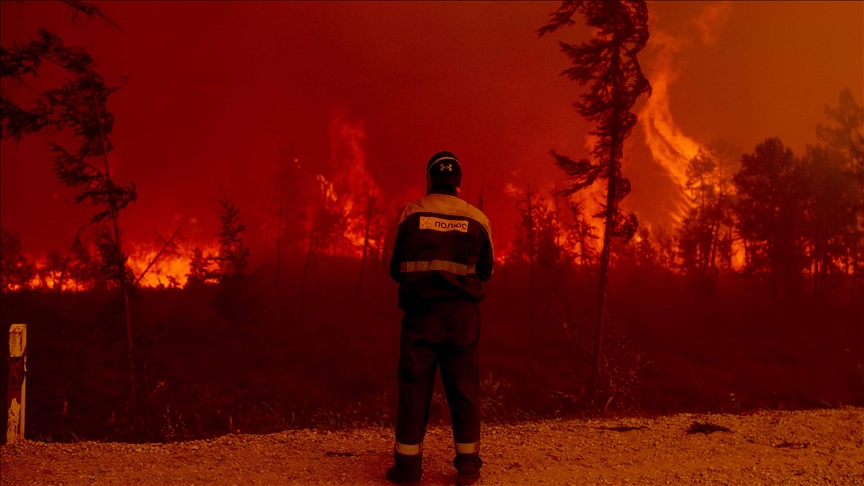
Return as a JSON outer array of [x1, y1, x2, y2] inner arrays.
[[314, 112, 382, 256], [638, 31, 706, 222], [126, 241, 221, 288], [638, 3, 731, 222]]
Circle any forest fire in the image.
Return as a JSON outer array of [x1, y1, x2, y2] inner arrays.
[[1, 2, 862, 485], [8, 240, 222, 291], [11, 114, 387, 289]]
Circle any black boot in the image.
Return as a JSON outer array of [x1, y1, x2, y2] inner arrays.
[[386, 451, 422, 485], [454, 452, 482, 485]]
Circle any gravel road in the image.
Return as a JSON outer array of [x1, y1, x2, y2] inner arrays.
[[2, 408, 862, 485]]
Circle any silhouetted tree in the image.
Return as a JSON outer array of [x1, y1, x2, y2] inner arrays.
[[513, 190, 562, 268], [801, 145, 861, 302], [816, 89, 864, 287], [564, 199, 598, 286], [185, 247, 215, 289], [214, 193, 250, 278], [708, 139, 742, 272], [300, 231, 317, 317], [0, 229, 34, 291], [512, 188, 567, 328], [94, 230, 135, 290], [734, 138, 808, 302], [271, 145, 311, 252], [676, 149, 734, 297], [212, 192, 256, 329], [54, 226, 82, 300], [633, 227, 659, 271], [538, 0, 651, 399], [817, 88, 864, 175], [60, 0, 120, 29], [678, 151, 716, 278], [67, 236, 101, 291], [611, 226, 661, 281], [357, 189, 376, 298]]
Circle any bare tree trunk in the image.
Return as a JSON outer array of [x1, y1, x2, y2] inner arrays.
[[589, 153, 616, 402], [276, 200, 282, 323], [301, 233, 316, 317], [88, 70, 138, 439], [811, 251, 818, 302], [527, 185, 534, 329], [588, 44, 622, 403], [581, 234, 591, 289], [358, 193, 374, 298], [54, 225, 85, 307], [554, 181, 560, 251], [708, 212, 721, 280]]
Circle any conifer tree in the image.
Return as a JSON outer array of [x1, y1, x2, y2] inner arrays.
[[677, 149, 733, 295], [538, 0, 651, 399], [733, 138, 808, 302], [186, 247, 214, 289], [801, 145, 861, 302], [565, 199, 598, 286], [1, 6, 143, 437], [213, 192, 254, 329], [817, 88, 864, 174], [816, 89, 864, 289]]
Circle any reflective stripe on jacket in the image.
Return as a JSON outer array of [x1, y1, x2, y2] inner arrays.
[[383, 191, 493, 312]]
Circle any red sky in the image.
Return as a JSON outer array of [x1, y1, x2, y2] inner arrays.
[[1, 1, 862, 255]]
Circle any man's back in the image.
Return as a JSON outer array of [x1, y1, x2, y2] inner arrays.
[[384, 190, 494, 314]]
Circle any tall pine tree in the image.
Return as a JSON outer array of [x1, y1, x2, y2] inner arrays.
[[538, 0, 651, 400]]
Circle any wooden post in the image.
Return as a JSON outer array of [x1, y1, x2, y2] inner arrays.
[[7, 324, 26, 444]]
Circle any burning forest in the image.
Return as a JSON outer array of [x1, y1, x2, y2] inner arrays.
[[0, 1, 862, 484]]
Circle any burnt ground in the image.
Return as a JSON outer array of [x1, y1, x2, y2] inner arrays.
[[2, 407, 862, 485]]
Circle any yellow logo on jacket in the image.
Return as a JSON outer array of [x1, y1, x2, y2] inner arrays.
[[420, 216, 469, 233]]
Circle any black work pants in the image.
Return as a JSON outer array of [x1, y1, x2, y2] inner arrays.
[[394, 304, 481, 449]]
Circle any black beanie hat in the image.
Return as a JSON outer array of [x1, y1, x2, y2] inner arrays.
[[426, 151, 462, 187]]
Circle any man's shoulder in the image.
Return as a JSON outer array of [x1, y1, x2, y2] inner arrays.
[[401, 194, 491, 234], [452, 199, 491, 232]]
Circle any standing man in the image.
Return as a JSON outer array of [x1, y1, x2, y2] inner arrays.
[[382, 151, 494, 485]]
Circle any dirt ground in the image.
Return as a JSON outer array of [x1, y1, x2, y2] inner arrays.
[[2, 407, 862, 486]]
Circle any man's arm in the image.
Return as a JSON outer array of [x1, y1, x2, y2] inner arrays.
[[382, 206, 406, 283], [476, 227, 494, 282]]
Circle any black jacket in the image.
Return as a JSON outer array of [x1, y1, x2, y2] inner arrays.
[[383, 189, 494, 313]]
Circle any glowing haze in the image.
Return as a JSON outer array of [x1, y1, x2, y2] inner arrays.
[[1, 1, 862, 281]]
